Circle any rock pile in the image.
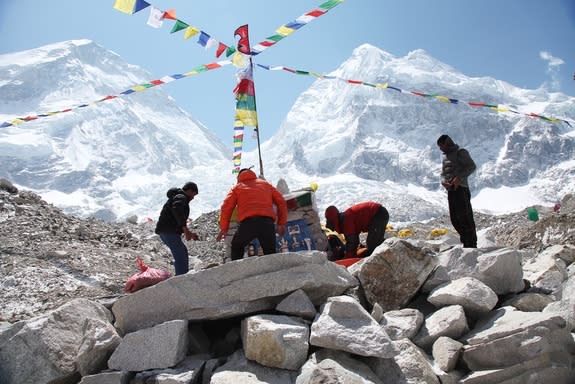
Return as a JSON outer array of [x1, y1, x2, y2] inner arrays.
[[1, 179, 575, 383]]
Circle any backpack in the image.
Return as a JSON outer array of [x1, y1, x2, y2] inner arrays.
[[327, 234, 346, 261]]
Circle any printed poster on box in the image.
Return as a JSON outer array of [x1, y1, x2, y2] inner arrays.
[[247, 218, 315, 255], [276, 218, 315, 252]]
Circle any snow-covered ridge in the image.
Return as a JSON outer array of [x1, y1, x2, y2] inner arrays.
[[1, 41, 574, 222]]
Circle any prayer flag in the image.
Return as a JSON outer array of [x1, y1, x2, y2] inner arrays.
[[184, 26, 200, 39], [225, 46, 237, 57], [133, 0, 150, 13], [231, 51, 248, 67], [216, 43, 227, 58], [163, 9, 177, 20], [171, 20, 189, 34], [276, 25, 296, 36], [147, 7, 163, 28], [206, 37, 217, 50], [234, 24, 251, 55], [198, 31, 210, 47], [234, 65, 258, 127], [113, 0, 136, 14]]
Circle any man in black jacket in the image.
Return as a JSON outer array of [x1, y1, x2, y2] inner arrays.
[[155, 182, 199, 275], [437, 135, 477, 248]]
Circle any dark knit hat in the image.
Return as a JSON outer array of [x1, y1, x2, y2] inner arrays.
[[437, 134, 454, 146], [182, 181, 198, 193], [325, 205, 340, 232]]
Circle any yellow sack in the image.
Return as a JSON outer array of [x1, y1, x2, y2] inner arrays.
[[430, 228, 449, 238], [322, 225, 346, 244], [398, 228, 414, 238]]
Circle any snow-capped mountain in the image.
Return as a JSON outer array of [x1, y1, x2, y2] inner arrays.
[[247, 44, 575, 221], [0, 40, 233, 221], [1, 41, 574, 223]]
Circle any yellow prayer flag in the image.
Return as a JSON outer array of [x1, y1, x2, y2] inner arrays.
[[235, 109, 258, 126], [276, 25, 296, 36], [231, 52, 248, 68], [113, 0, 136, 14], [184, 26, 200, 40], [375, 82, 388, 89], [183, 70, 200, 77], [435, 96, 450, 103]]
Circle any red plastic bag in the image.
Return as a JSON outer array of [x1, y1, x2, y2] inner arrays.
[[124, 256, 172, 293], [334, 257, 362, 268]]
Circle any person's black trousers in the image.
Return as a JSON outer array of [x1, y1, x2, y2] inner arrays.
[[366, 206, 390, 256], [448, 187, 477, 248], [231, 216, 276, 260]]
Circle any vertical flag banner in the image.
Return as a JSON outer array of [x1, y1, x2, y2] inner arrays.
[[232, 24, 257, 173], [234, 24, 251, 55], [232, 126, 245, 172], [233, 75, 258, 126]]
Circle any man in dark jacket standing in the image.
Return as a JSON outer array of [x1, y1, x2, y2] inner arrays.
[[437, 134, 477, 248], [155, 182, 199, 275], [325, 202, 389, 259]]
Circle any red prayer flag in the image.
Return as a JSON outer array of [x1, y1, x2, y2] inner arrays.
[[233, 78, 255, 96], [234, 24, 251, 55], [162, 9, 177, 20], [216, 42, 227, 58]]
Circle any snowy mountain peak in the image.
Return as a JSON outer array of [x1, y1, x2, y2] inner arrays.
[[2, 39, 95, 64], [0, 40, 231, 221], [258, 45, 575, 221], [403, 48, 457, 73], [1, 40, 574, 223]]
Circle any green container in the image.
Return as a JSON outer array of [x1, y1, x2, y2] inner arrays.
[[527, 207, 539, 221]]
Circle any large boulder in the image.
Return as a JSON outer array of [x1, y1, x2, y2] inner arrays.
[[0, 298, 119, 384], [423, 247, 524, 295], [296, 349, 384, 384], [352, 239, 436, 311], [427, 277, 498, 317], [460, 306, 575, 383], [112, 252, 357, 333], [108, 320, 189, 372], [309, 295, 397, 358], [242, 314, 309, 370]]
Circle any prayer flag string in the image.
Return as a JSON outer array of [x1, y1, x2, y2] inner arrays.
[[113, 0, 237, 58], [0, 60, 232, 128], [113, 0, 344, 59], [251, 0, 344, 56], [113, 0, 345, 173], [256, 64, 573, 127]]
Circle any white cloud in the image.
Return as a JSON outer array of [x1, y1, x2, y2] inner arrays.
[[539, 51, 565, 91]]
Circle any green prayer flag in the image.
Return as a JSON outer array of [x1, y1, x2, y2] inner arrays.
[[170, 20, 189, 34]]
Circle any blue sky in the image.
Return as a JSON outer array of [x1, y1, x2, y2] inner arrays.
[[1, 0, 573, 151]]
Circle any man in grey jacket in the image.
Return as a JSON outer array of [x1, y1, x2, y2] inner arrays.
[[437, 134, 477, 248]]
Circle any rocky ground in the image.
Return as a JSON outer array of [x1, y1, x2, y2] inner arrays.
[[1, 179, 573, 323]]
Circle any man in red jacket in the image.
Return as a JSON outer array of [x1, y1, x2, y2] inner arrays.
[[325, 202, 389, 259], [216, 168, 288, 261]]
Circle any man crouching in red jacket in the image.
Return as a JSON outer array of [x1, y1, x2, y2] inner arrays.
[[325, 202, 389, 259]]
